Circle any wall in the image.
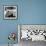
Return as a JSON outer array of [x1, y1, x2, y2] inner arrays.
[[0, 0, 46, 44]]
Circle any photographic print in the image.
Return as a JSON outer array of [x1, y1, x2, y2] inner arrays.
[[4, 5, 17, 19], [18, 25, 46, 41]]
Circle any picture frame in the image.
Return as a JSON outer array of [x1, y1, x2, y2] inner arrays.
[[4, 5, 17, 19], [18, 24, 46, 41]]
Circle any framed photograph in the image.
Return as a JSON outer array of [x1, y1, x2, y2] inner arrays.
[[4, 5, 17, 19], [18, 24, 46, 41]]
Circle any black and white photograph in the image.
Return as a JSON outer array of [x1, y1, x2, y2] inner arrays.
[[18, 25, 46, 41], [4, 5, 17, 19]]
